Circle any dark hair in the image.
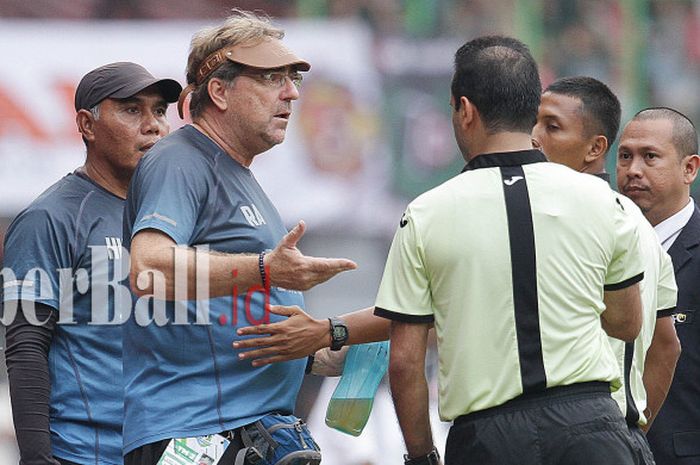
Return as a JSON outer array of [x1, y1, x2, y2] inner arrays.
[[633, 107, 699, 157], [451, 35, 541, 134], [545, 76, 621, 155]]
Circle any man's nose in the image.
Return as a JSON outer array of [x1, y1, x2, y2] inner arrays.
[[626, 156, 645, 177], [142, 112, 163, 135], [280, 77, 300, 101]]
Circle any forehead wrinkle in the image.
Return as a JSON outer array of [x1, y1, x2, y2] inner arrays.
[[629, 121, 674, 147], [619, 132, 669, 155]]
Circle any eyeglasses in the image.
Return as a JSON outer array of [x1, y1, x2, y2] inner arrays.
[[239, 71, 304, 89]]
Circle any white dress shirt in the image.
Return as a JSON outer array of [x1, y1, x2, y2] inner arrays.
[[654, 197, 696, 251]]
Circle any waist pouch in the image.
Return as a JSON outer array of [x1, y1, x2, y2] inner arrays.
[[232, 413, 321, 465]]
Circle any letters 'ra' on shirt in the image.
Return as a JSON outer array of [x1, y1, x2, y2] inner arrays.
[[122, 125, 305, 454], [375, 150, 645, 421], [2, 172, 126, 465], [608, 195, 677, 427]]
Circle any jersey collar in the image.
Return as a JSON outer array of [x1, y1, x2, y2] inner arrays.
[[73, 169, 126, 202], [593, 172, 611, 183], [461, 149, 547, 173]]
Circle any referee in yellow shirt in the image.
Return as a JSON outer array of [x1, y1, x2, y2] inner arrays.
[[375, 36, 645, 465], [532, 76, 681, 465]]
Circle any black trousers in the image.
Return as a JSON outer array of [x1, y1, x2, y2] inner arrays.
[[445, 382, 638, 465], [628, 424, 656, 465]]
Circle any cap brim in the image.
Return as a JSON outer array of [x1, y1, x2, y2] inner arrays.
[[110, 77, 183, 103], [224, 38, 311, 72]]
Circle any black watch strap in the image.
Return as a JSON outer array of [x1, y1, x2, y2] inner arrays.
[[404, 448, 440, 465], [304, 354, 315, 374]]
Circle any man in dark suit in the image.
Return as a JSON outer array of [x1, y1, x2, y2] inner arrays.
[[617, 107, 700, 465]]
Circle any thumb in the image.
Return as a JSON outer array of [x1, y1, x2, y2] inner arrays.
[[281, 220, 306, 249]]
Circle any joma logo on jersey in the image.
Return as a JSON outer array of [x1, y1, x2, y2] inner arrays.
[[241, 204, 267, 227], [503, 176, 523, 186], [104, 237, 122, 260]]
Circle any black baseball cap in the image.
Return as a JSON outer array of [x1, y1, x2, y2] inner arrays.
[[74, 62, 182, 111]]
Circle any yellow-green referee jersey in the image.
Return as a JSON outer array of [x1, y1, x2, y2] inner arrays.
[[375, 150, 645, 421], [609, 194, 677, 427]]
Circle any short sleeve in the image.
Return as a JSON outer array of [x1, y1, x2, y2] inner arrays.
[[656, 250, 678, 317], [374, 207, 434, 323], [127, 150, 209, 246], [604, 194, 645, 290], [1, 209, 70, 310]]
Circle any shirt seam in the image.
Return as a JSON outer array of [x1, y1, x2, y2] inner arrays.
[[61, 335, 100, 463]]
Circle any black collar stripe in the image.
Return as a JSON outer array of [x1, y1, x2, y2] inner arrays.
[[462, 149, 547, 173], [500, 165, 547, 393]]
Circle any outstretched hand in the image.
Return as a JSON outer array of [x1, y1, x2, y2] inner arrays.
[[266, 221, 357, 291], [234, 305, 331, 367]]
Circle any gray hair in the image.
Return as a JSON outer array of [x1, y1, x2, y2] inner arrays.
[[89, 103, 101, 121], [186, 9, 284, 119]]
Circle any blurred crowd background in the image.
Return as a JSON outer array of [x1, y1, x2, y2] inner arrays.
[[1, 1, 699, 464]]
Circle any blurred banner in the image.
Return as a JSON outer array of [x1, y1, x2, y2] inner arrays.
[[376, 37, 464, 199], [0, 19, 402, 233]]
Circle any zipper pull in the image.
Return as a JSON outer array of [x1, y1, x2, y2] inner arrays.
[[294, 421, 308, 449]]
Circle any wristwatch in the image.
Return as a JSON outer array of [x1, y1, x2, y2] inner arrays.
[[328, 317, 349, 351], [404, 448, 440, 465]]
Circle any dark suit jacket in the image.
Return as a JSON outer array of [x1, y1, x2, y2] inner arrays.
[[648, 204, 700, 465]]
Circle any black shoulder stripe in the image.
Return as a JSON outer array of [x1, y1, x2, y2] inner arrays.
[[656, 307, 676, 319], [604, 272, 644, 291], [374, 307, 435, 324]]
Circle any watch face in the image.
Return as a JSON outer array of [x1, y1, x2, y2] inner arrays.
[[333, 326, 347, 339]]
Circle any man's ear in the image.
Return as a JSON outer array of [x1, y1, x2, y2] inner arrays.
[[207, 78, 229, 111], [76, 109, 96, 142], [682, 153, 700, 185], [584, 134, 609, 164], [458, 96, 476, 130]]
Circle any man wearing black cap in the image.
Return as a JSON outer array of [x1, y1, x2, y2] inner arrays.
[[122, 9, 355, 465], [2, 62, 180, 465]]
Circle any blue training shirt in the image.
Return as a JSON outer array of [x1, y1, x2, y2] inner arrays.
[[2, 172, 127, 465], [122, 124, 306, 453]]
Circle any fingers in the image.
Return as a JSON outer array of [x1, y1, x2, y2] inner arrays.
[[236, 324, 277, 337], [236, 345, 306, 367], [237, 345, 282, 361], [235, 306, 301, 337], [233, 334, 276, 348], [321, 258, 358, 272], [268, 305, 302, 317], [269, 219, 358, 290], [280, 220, 306, 249], [299, 258, 357, 288], [250, 355, 295, 368]]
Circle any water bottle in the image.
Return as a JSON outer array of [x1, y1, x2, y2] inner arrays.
[[325, 341, 390, 436]]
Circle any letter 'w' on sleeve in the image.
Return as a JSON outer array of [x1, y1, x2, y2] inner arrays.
[[374, 207, 434, 323], [605, 194, 645, 291]]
